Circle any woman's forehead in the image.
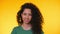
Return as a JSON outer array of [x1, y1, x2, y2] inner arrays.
[[23, 8, 32, 13]]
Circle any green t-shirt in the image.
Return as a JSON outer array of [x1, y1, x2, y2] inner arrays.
[[11, 26, 44, 34]]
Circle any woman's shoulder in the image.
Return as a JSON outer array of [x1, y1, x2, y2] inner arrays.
[[12, 26, 22, 31], [41, 30, 44, 34], [11, 26, 21, 34]]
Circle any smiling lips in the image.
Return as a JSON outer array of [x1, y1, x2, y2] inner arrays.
[[25, 20, 29, 22]]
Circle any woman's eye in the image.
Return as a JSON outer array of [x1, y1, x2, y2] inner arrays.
[[23, 13, 32, 16], [23, 13, 27, 15], [29, 14, 32, 16]]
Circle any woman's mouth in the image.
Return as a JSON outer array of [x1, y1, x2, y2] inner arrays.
[[24, 20, 29, 22]]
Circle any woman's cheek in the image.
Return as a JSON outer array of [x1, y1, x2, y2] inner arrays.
[[22, 15, 25, 21], [29, 16, 32, 20]]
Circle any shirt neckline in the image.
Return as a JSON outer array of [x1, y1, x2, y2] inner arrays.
[[20, 26, 32, 31]]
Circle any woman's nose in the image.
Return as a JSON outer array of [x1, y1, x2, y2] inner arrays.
[[26, 15, 29, 19]]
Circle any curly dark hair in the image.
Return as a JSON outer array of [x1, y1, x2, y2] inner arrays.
[[17, 3, 43, 34]]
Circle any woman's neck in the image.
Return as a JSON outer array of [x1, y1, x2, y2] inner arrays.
[[21, 23, 32, 30]]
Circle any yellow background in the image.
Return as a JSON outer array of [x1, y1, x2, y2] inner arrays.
[[0, 0, 60, 34]]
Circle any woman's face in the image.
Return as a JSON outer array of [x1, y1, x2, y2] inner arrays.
[[21, 8, 32, 24]]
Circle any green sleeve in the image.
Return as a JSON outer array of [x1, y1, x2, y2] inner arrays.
[[11, 27, 17, 34], [41, 31, 44, 34]]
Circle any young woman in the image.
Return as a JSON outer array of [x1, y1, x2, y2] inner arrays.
[[11, 3, 44, 34]]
